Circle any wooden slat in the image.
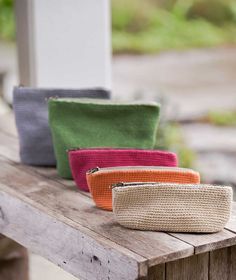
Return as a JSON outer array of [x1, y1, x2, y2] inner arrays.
[[166, 253, 209, 280], [0, 158, 194, 268], [209, 245, 236, 280], [170, 228, 236, 254], [0, 184, 146, 280], [147, 263, 165, 280]]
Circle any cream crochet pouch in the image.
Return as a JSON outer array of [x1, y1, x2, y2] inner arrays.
[[112, 183, 232, 233]]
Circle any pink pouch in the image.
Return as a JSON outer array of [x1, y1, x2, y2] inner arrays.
[[68, 148, 178, 191]]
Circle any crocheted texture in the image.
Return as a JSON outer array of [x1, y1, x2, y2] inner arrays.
[[86, 167, 200, 211], [49, 99, 160, 178], [113, 183, 232, 233], [69, 148, 178, 191], [13, 86, 110, 166]]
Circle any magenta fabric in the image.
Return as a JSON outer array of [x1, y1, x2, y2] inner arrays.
[[68, 148, 178, 191]]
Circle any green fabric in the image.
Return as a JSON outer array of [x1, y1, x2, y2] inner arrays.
[[49, 99, 160, 178]]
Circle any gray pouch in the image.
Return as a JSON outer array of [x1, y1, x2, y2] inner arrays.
[[13, 86, 111, 166]]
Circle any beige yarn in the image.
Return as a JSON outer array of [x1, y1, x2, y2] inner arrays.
[[112, 183, 232, 233]]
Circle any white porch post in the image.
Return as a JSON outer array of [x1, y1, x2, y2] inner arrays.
[[14, 0, 111, 90]]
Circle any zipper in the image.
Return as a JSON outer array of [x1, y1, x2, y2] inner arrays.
[[111, 182, 157, 189], [86, 166, 192, 175], [87, 167, 100, 174]]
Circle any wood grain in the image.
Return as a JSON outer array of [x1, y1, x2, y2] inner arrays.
[[147, 263, 165, 280], [166, 253, 209, 280], [0, 185, 146, 280], [209, 245, 236, 280], [170, 228, 236, 254]]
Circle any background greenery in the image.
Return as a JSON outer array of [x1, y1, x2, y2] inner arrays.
[[112, 0, 236, 53], [1, 0, 236, 53], [0, 0, 14, 41]]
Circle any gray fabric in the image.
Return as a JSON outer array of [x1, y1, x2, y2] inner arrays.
[[13, 87, 110, 166]]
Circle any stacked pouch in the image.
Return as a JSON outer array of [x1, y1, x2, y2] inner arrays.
[[13, 86, 110, 166], [86, 166, 200, 210], [49, 99, 160, 178], [112, 183, 232, 233], [68, 148, 178, 191]]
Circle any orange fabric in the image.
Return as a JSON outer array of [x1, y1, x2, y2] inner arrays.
[[87, 169, 200, 211]]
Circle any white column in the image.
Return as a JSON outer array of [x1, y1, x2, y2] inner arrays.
[[15, 0, 111, 90]]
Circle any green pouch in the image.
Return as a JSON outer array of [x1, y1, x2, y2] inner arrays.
[[49, 99, 160, 178]]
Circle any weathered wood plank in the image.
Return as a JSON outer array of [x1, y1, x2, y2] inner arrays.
[[0, 158, 194, 267], [147, 264, 165, 280], [170, 228, 236, 255], [0, 184, 147, 280], [166, 253, 209, 280], [209, 245, 236, 280]]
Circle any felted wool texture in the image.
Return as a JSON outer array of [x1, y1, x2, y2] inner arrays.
[[86, 167, 200, 211], [49, 99, 160, 178], [13, 87, 110, 166], [112, 183, 232, 233], [69, 148, 178, 191]]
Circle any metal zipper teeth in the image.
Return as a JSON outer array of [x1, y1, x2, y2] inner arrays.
[[111, 182, 158, 189], [87, 166, 193, 175], [87, 167, 100, 174]]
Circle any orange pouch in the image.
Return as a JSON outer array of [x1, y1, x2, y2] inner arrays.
[[86, 166, 200, 211]]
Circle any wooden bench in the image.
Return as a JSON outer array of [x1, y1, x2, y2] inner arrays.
[[0, 112, 236, 280]]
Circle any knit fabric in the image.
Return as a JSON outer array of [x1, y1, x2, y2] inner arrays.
[[13, 87, 110, 166], [113, 183, 232, 233], [86, 167, 200, 211], [49, 99, 160, 178], [69, 148, 178, 191]]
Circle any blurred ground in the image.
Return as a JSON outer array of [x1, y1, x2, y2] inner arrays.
[[113, 47, 236, 120], [0, 42, 236, 277]]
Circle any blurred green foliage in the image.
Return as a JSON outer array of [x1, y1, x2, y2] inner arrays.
[[207, 110, 236, 126], [112, 0, 236, 53], [155, 122, 196, 168], [0, 0, 14, 40]]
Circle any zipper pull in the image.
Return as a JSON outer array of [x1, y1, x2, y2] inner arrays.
[[87, 167, 100, 174], [110, 182, 125, 189]]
